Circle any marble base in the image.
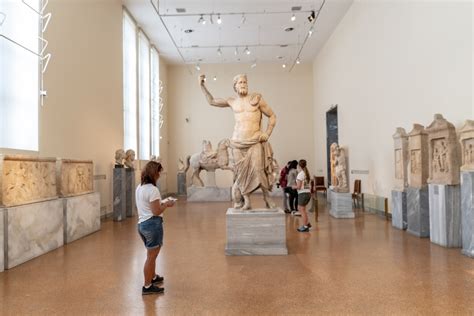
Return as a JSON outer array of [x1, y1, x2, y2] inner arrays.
[[407, 187, 430, 238], [461, 172, 474, 257], [225, 208, 287, 255], [429, 184, 461, 248], [125, 169, 136, 217], [187, 186, 231, 202], [0, 209, 4, 272], [64, 192, 101, 244], [6, 199, 64, 269], [113, 168, 126, 221], [329, 190, 354, 218], [391, 190, 407, 230], [177, 172, 187, 196]]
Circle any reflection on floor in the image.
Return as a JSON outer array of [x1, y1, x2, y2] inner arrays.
[[1, 196, 473, 314]]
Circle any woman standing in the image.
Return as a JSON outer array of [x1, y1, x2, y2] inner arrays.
[[285, 160, 299, 214], [136, 161, 175, 295], [295, 159, 312, 232]]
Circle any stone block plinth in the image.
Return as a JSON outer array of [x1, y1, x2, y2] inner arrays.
[[391, 190, 407, 230], [329, 190, 354, 218], [64, 192, 101, 244], [407, 187, 430, 238], [461, 171, 474, 257], [429, 184, 461, 248]]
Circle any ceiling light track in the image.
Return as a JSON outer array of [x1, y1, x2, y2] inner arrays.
[[289, 0, 325, 72], [177, 43, 299, 49], [159, 10, 316, 18]]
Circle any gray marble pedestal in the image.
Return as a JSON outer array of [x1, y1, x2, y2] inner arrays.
[[6, 199, 64, 269], [113, 168, 126, 221], [391, 190, 407, 230], [329, 190, 354, 218], [407, 187, 430, 238], [429, 184, 461, 248], [177, 172, 187, 196], [125, 169, 136, 217], [187, 186, 231, 202], [63, 192, 101, 244], [225, 208, 287, 255], [0, 209, 4, 272], [461, 171, 474, 257]]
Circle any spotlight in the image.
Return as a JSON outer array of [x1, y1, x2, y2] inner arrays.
[[213, 76, 217, 81], [195, 64, 201, 71], [241, 13, 246, 24], [282, 64, 286, 68], [244, 46, 250, 55], [291, 14, 296, 22], [296, 57, 301, 64], [251, 62, 257, 68], [307, 10, 315, 22], [217, 14, 222, 24], [198, 14, 206, 25], [308, 27, 314, 37], [217, 47, 222, 55], [234, 47, 238, 55]]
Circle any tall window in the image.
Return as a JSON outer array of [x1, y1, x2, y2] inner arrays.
[[122, 9, 160, 159], [122, 10, 137, 153], [0, 1, 40, 151]]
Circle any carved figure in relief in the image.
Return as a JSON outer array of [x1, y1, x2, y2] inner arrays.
[[334, 146, 348, 191], [124, 149, 136, 169], [330, 143, 338, 186], [186, 139, 232, 187], [199, 74, 276, 209], [465, 143, 474, 166], [410, 150, 421, 174], [440, 141, 449, 172]]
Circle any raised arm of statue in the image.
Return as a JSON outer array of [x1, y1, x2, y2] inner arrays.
[[258, 97, 276, 142], [199, 74, 230, 108]]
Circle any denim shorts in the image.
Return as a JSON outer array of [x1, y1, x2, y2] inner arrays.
[[298, 192, 311, 206], [138, 216, 163, 249]]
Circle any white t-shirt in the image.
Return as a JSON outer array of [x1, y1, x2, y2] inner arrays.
[[136, 183, 162, 223], [296, 171, 311, 194]]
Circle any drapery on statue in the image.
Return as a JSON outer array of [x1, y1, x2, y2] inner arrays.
[[185, 139, 232, 186], [199, 74, 277, 210], [334, 145, 349, 193]]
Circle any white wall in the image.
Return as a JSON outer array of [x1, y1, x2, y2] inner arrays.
[[166, 63, 314, 192], [312, 0, 472, 203]]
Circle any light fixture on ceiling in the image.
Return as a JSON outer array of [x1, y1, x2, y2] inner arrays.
[[198, 14, 206, 25], [291, 14, 296, 22], [217, 14, 222, 24], [284, 27, 294, 32], [195, 64, 201, 71], [213, 76, 217, 81], [184, 29, 194, 33], [244, 46, 250, 55], [209, 14, 214, 24], [308, 27, 314, 37], [308, 10, 315, 22], [282, 64, 287, 68], [250, 62, 257, 68], [234, 47, 238, 55], [217, 47, 222, 55], [296, 57, 301, 64], [241, 13, 246, 24]]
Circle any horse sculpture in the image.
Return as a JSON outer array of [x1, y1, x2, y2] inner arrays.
[[185, 139, 232, 186]]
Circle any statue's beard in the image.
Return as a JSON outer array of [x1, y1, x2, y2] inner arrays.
[[238, 87, 248, 95]]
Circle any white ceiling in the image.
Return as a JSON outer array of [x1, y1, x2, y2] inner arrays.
[[123, 0, 353, 70]]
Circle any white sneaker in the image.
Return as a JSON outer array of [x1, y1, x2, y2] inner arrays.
[[291, 211, 302, 216]]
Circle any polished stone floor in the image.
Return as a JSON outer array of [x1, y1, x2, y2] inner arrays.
[[1, 196, 473, 315]]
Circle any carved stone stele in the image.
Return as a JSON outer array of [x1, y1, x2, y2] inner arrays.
[[408, 124, 429, 188], [333, 145, 349, 193], [426, 114, 460, 185], [57, 159, 94, 197], [393, 127, 409, 190], [0, 155, 57, 207], [459, 120, 474, 171], [330, 142, 338, 186]]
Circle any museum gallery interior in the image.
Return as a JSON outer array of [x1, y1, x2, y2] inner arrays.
[[0, 0, 473, 314]]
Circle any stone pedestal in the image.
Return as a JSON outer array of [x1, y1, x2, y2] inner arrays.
[[187, 186, 231, 202], [225, 208, 287, 255], [6, 199, 64, 269], [125, 169, 136, 217], [177, 172, 187, 196], [63, 192, 101, 244], [407, 186, 430, 237], [391, 190, 407, 230], [461, 171, 474, 257], [329, 190, 354, 218], [206, 171, 216, 187], [429, 184, 461, 248], [113, 168, 126, 221], [0, 209, 4, 272]]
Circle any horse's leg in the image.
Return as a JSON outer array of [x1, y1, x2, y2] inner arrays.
[[232, 182, 244, 208], [261, 187, 276, 209], [242, 194, 251, 210], [193, 168, 204, 187]]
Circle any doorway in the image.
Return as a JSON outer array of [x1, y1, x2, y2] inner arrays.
[[326, 106, 338, 186]]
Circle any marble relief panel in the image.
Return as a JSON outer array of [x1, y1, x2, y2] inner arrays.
[[1, 156, 57, 207], [410, 149, 421, 175], [395, 149, 403, 179], [58, 160, 94, 197]]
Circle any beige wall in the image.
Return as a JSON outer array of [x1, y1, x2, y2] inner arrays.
[[312, 0, 472, 202], [166, 63, 314, 192], [41, 0, 123, 215]]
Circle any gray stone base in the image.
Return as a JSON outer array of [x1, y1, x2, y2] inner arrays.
[[329, 190, 354, 218], [461, 171, 474, 258], [187, 186, 231, 202], [125, 169, 136, 217], [429, 184, 461, 248], [225, 208, 287, 255], [113, 168, 126, 221], [64, 192, 101, 244], [177, 172, 187, 196], [6, 199, 64, 269], [0, 209, 4, 272], [407, 187, 430, 238], [391, 190, 407, 230]]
